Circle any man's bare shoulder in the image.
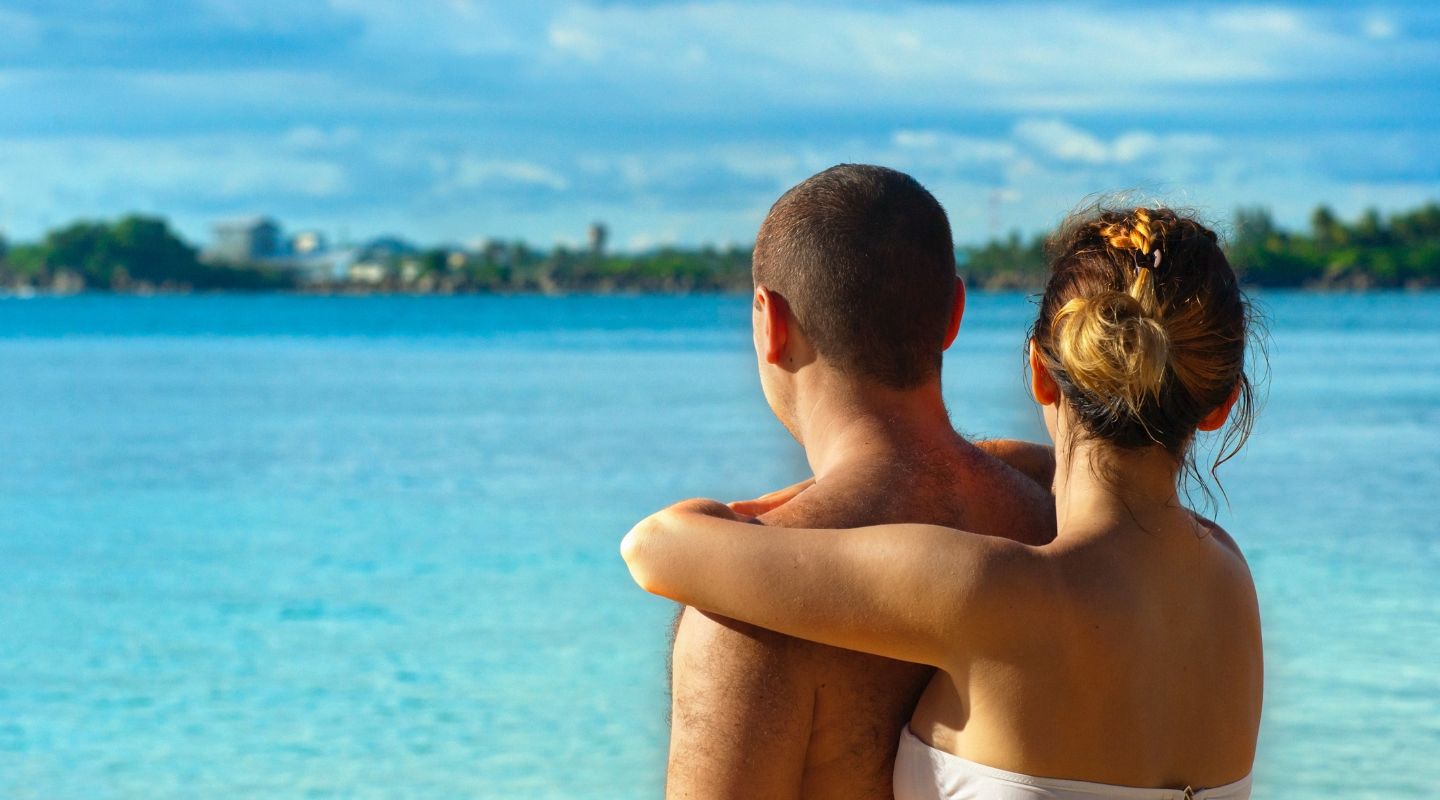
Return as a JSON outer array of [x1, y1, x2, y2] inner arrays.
[[671, 483, 882, 664], [755, 484, 857, 529], [755, 443, 1056, 545], [948, 443, 1057, 545], [671, 477, 920, 671], [667, 479, 840, 696], [754, 465, 948, 529], [674, 605, 805, 663]]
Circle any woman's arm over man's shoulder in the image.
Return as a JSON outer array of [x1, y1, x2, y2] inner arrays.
[[621, 499, 1048, 670]]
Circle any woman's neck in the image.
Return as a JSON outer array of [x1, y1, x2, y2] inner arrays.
[[1051, 435, 1188, 539]]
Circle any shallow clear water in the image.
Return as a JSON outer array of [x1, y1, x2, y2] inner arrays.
[[0, 293, 1435, 798]]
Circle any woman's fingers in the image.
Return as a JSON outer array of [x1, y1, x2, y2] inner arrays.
[[728, 477, 816, 517]]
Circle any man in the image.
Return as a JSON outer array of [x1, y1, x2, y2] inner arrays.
[[667, 164, 1056, 799]]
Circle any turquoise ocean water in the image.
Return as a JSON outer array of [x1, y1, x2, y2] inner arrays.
[[0, 293, 1436, 798]]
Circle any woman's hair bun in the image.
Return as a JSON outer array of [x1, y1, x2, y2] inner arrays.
[[1051, 289, 1170, 421]]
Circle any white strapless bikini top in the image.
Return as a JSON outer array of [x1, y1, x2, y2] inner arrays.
[[895, 728, 1252, 800]]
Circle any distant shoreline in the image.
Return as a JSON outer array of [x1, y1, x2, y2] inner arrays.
[[3, 284, 1436, 299], [6, 201, 1440, 295]]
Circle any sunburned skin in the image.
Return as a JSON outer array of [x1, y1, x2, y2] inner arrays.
[[665, 435, 1055, 800]]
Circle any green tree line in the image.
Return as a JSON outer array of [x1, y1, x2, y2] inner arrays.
[[411, 243, 754, 293], [0, 214, 754, 293], [961, 202, 1440, 290], [0, 216, 293, 290], [3, 203, 1437, 293]]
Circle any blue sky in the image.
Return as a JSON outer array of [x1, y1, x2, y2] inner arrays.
[[1, 1, 1438, 251]]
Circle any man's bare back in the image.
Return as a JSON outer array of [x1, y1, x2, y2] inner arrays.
[[668, 436, 1055, 799]]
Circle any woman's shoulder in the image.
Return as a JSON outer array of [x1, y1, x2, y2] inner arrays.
[[1181, 514, 1262, 666], [1189, 512, 1255, 583]]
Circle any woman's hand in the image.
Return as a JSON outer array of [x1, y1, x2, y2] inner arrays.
[[977, 439, 1056, 490], [668, 497, 751, 521], [728, 477, 815, 518]]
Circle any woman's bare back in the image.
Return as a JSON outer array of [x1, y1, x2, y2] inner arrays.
[[910, 514, 1263, 789]]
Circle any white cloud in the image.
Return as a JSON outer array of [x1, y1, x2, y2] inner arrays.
[[2, 116, 1411, 250], [445, 158, 570, 192], [0, 134, 351, 241], [516, 1, 1430, 115], [1015, 120, 1111, 165], [1009, 120, 1223, 168], [1212, 8, 1306, 38], [890, 130, 1016, 165], [1363, 15, 1399, 40], [0, 2, 1436, 249], [547, 25, 604, 61], [0, 136, 348, 198]]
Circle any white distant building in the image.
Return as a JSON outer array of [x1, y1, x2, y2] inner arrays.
[[348, 261, 388, 284], [211, 217, 282, 262], [290, 248, 360, 284], [291, 230, 328, 256]]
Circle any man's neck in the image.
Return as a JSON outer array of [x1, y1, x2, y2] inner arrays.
[[792, 371, 964, 480]]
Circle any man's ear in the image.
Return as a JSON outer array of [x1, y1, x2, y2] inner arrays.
[[754, 285, 789, 365], [1197, 382, 1242, 432], [941, 278, 966, 351], [1028, 340, 1060, 406]]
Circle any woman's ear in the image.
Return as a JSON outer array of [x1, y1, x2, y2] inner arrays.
[[1197, 382, 1242, 432], [754, 285, 790, 365], [942, 278, 966, 351], [1028, 340, 1059, 406]]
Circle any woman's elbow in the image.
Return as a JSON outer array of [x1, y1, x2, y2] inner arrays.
[[621, 499, 732, 598], [620, 514, 668, 596]]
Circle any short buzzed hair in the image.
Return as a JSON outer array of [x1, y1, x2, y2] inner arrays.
[[753, 164, 957, 388]]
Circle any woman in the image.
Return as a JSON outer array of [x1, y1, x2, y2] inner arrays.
[[623, 207, 1263, 799]]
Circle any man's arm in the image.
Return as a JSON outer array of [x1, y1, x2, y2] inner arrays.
[[663, 486, 823, 800], [667, 607, 813, 800]]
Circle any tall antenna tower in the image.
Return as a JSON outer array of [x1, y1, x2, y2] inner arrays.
[[988, 189, 1003, 241]]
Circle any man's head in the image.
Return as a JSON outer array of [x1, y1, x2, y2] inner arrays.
[[750, 164, 963, 431]]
